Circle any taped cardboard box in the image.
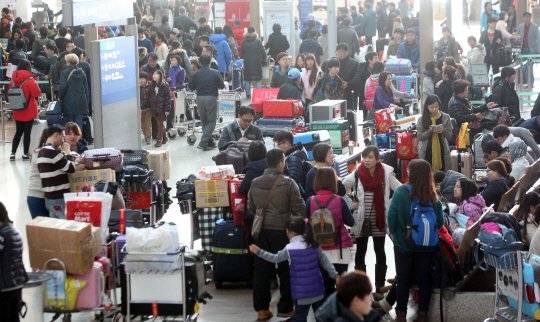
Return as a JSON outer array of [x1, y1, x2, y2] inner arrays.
[[92, 226, 102, 257], [195, 180, 230, 208], [26, 217, 94, 275], [148, 150, 170, 181], [68, 169, 116, 192]]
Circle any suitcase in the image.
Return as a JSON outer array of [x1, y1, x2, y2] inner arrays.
[[333, 154, 349, 178], [39, 101, 67, 126], [229, 177, 247, 227], [251, 88, 280, 113], [374, 134, 390, 149], [121, 149, 149, 167], [124, 191, 151, 209], [387, 132, 396, 149], [451, 150, 473, 179], [108, 209, 145, 233], [347, 110, 358, 143], [392, 75, 416, 97], [386, 58, 413, 75], [212, 220, 253, 287], [396, 157, 418, 183], [232, 61, 243, 91], [116, 235, 127, 263], [380, 149, 398, 170], [293, 130, 331, 161], [95, 256, 113, 291], [184, 249, 211, 302], [262, 99, 303, 118], [82, 148, 124, 172], [151, 180, 165, 223], [27, 119, 47, 152], [259, 117, 303, 136], [70, 261, 104, 309]]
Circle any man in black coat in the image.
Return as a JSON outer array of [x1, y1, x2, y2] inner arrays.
[[265, 23, 290, 62], [277, 68, 303, 101], [336, 43, 361, 111], [479, 17, 503, 74], [376, 2, 388, 38], [385, 3, 401, 38], [299, 29, 324, 64], [173, 6, 198, 32]]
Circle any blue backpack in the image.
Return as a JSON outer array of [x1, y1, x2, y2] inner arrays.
[[404, 184, 438, 250]]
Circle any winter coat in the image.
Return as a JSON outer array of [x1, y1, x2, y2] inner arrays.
[[481, 10, 499, 32], [396, 40, 420, 66], [377, 8, 388, 33], [233, 26, 245, 57], [0, 14, 13, 38], [7, 35, 28, 53], [302, 68, 322, 100], [387, 39, 402, 56], [356, 8, 377, 37], [422, 74, 435, 105], [277, 79, 303, 100], [227, 35, 239, 59], [519, 22, 540, 54], [342, 163, 402, 236], [440, 170, 466, 203], [265, 31, 290, 62], [173, 15, 198, 33], [138, 36, 154, 53], [482, 178, 511, 211], [436, 36, 461, 62], [59, 65, 89, 115], [461, 44, 486, 73], [305, 167, 347, 201], [284, 142, 309, 189], [146, 80, 172, 119], [270, 65, 291, 88], [167, 65, 186, 89], [0, 223, 28, 291], [316, 293, 382, 322], [299, 38, 324, 65], [30, 37, 53, 60], [312, 74, 345, 103], [491, 79, 521, 119], [458, 194, 490, 223], [337, 26, 360, 57], [373, 86, 394, 110], [416, 112, 453, 172], [337, 56, 361, 99], [188, 65, 225, 97], [140, 62, 164, 78], [438, 79, 456, 113], [217, 121, 263, 150], [210, 33, 232, 74], [386, 8, 401, 36], [247, 167, 305, 230], [448, 94, 488, 131], [238, 158, 267, 195], [8, 69, 40, 122], [164, 48, 193, 77], [241, 31, 266, 81], [154, 42, 169, 62], [9, 48, 27, 66], [479, 29, 503, 62]]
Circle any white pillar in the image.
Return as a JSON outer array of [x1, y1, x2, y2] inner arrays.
[[327, 0, 337, 58]]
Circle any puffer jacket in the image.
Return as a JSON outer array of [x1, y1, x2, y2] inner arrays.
[[316, 293, 382, 322], [210, 33, 232, 74], [284, 142, 309, 189], [146, 80, 172, 119], [416, 111, 453, 172], [458, 194, 492, 223], [59, 65, 89, 115], [448, 94, 488, 131], [277, 79, 303, 100], [0, 223, 28, 291], [247, 168, 305, 230], [9, 69, 40, 122], [491, 79, 521, 119], [233, 26, 245, 57], [436, 36, 460, 62], [238, 158, 268, 196], [164, 48, 193, 77], [481, 178, 511, 211], [356, 8, 377, 37], [241, 31, 266, 81]]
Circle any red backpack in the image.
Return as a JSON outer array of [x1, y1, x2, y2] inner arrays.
[[364, 77, 378, 111]]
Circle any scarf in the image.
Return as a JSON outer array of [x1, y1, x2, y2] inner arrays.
[[155, 41, 164, 48], [169, 66, 178, 88], [431, 112, 443, 171], [358, 162, 386, 231]]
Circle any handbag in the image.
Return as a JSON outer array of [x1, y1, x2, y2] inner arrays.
[[497, 106, 512, 126], [252, 175, 283, 239]]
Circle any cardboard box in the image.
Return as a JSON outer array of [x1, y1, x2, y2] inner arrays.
[[148, 150, 170, 181], [311, 120, 350, 154], [26, 217, 94, 275], [91, 227, 102, 257], [68, 169, 116, 192], [195, 180, 230, 208]]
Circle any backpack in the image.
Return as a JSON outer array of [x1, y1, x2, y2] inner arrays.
[[364, 76, 378, 111], [403, 184, 439, 250], [212, 141, 251, 174], [311, 195, 338, 247], [7, 73, 32, 111]]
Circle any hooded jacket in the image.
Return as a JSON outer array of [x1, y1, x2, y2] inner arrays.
[[482, 178, 511, 211], [265, 31, 290, 62], [241, 31, 266, 81], [8, 69, 40, 122], [210, 33, 232, 74], [233, 26, 245, 57], [165, 48, 193, 77], [416, 111, 453, 172], [146, 80, 172, 119], [491, 79, 521, 119], [461, 44, 486, 73], [316, 293, 382, 322], [436, 36, 460, 62], [0, 223, 28, 291], [458, 194, 491, 223], [59, 65, 89, 115], [0, 13, 13, 38]]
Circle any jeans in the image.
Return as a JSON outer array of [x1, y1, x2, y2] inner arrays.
[[65, 114, 84, 130], [394, 246, 433, 313], [292, 298, 324, 322], [27, 197, 48, 219], [141, 109, 152, 139], [197, 96, 218, 148], [0, 288, 22, 322], [45, 198, 66, 219], [11, 120, 33, 154], [253, 229, 294, 313], [522, 47, 535, 85], [244, 80, 261, 97]]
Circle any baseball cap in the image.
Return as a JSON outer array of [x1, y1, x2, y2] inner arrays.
[[170, 28, 179, 35], [288, 68, 301, 79], [172, 40, 181, 49], [234, 19, 241, 25]]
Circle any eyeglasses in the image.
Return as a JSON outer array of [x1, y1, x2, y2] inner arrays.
[[241, 118, 253, 123], [274, 141, 286, 148]]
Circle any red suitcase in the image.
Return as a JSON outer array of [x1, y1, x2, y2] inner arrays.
[[396, 130, 419, 159], [229, 176, 246, 227], [263, 99, 303, 117], [251, 88, 279, 113], [397, 156, 418, 183]]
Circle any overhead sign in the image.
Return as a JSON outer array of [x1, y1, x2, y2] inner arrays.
[[99, 36, 137, 106], [69, 0, 134, 26]]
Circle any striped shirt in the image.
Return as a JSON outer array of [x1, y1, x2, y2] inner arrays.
[[37, 144, 76, 199], [360, 181, 387, 237]]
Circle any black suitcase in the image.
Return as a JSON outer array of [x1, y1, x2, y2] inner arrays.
[[376, 38, 389, 55], [108, 209, 145, 233], [380, 149, 398, 170], [347, 110, 358, 143], [212, 220, 253, 288]]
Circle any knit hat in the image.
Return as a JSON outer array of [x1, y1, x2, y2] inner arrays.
[[172, 40, 181, 49], [247, 26, 255, 33], [234, 19, 241, 25]]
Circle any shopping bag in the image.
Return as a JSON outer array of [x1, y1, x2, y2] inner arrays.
[[396, 131, 419, 159], [126, 222, 180, 253], [374, 108, 395, 133], [457, 122, 469, 150]]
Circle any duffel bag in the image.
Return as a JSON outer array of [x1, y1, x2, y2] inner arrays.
[[212, 141, 250, 174], [82, 148, 124, 172]]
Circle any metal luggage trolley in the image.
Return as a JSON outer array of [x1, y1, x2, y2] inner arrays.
[[391, 73, 421, 113], [43, 238, 121, 322]]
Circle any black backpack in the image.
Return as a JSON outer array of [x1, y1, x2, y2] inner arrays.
[[431, 237, 464, 322], [176, 174, 198, 213]]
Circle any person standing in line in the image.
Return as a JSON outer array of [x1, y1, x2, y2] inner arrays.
[[210, 27, 232, 79], [357, 3, 377, 45], [146, 70, 171, 147], [247, 149, 305, 322], [265, 24, 290, 63], [312, 58, 345, 104], [421, 61, 439, 105], [299, 29, 324, 65], [337, 18, 360, 58], [519, 12, 540, 88], [59, 53, 89, 130], [460, 36, 486, 74], [479, 17, 503, 75], [139, 72, 152, 145], [376, 2, 388, 38], [491, 66, 520, 120], [188, 55, 225, 151], [232, 19, 245, 57], [241, 26, 266, 99], [396, 28, 420, 67], [335, 43, 360, 111], [387, 160, 444, 322], [173, 6, 198, 33], [480, 2, 499, 32], [318, 25, 329, 62], [385, 2, 401, 38], [496, 12, 513, 45], [270, 52, 292, 89], [302, 53, 321, 107], [507, 4, 517, 33]]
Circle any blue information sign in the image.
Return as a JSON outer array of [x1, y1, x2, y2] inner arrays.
[[99, 36, 137, 106], [71, 0, 133, 26], [298, 0, 313, 23]]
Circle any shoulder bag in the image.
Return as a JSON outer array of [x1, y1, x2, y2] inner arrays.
[[252, 175, 283, 239]]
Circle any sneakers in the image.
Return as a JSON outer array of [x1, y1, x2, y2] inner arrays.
[[277, 310, 294, 318], [203, 143, 216, 151], [145, 138, 151, 145], [257, 309, 273, 321], [10, 153, 15, 161], [22, 154, 30, 161]]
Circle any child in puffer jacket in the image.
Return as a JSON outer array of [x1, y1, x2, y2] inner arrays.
[[455, 178, 493, 224]]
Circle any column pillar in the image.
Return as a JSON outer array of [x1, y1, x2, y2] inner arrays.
[[84, 24, 97, 56], [327, 0, 337, 58], [419, 0, 434, 105], [250, 0, 261, 36]]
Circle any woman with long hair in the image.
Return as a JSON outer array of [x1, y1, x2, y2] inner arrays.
[[481, 160, 516, 210], [223, 24, 239, 60], [516, 192, 540, 247], [491, 66, 520, 119], [367, 71, 399, 120], [496, 12, 513, 43], [294, 54, 305, 71], [145, 69, 172, 147], [387, 159, 444, 322], [417, 95, 452, 172], [480, 1, 499, 32], [343, 146, 401, 294], [435, 66, 458, 113], [7, 29, 26, 52], [422, 61, 439, 105], [302, 53, 321, 106], [64, 122, 88, 155], [305, 143, 347, 200]]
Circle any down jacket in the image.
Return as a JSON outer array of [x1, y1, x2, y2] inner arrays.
[[416, 112, 453, 172], [0, 223, 28, 291], [284, 142, 309, 189], [9, 69, 40, 122], [491, 79, 521, 119], [59, 65, 89, 115], [241, 31, 266, 81], [233, 26, 245, 57], [146, 80, 172, 119], [448, 94, 488, 131], [210, 33, 232, 74], [458, 194, 491, 223]]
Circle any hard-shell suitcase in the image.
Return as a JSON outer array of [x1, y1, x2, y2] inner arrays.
[[259, 117, 303, 136], [386, 58, 413, 75], [212, 220, 253, 287], [70, 261, 104, 309], [121, 149, 149, 167], [184, 249, 211, 302], [396, 157, 418, 183], [82, 148, 124, 172], [263, 99, 303, 118], [347, 110, 358, 143], [380, 149, 398, 170], [229, 177, 247, 227], [293, 130, 331, 161], [27, 119, 47, 152], [333, 154, 349, 178], [108, 209, 145, 233], [451, 150, 473, 179], [392, 75, 415, 96]]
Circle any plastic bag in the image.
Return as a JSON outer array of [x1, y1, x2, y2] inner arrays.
[[64, 190, 112, 242], [126, 222, 180, 253], [197, 165, 235, 180]]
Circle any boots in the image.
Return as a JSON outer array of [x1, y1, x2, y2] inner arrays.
[[395, 311, 407, 322], [413, 311, 428, 322], [375, 264, 388, 293]]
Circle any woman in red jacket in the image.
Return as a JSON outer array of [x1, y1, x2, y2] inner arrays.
[[9, 59, 40, 161]]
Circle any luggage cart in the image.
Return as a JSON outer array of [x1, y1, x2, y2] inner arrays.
[[391, 73, 421, 114], [232, 60, 244, 92]]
